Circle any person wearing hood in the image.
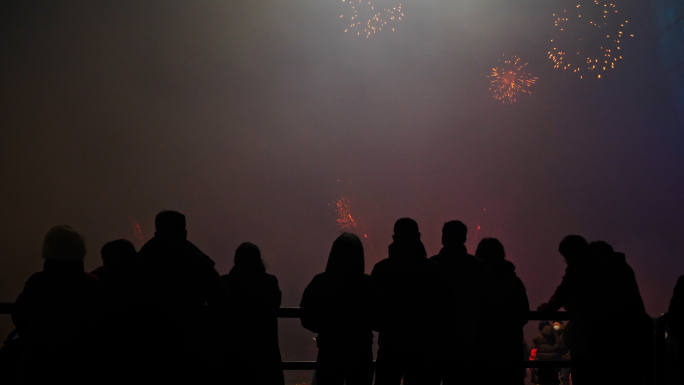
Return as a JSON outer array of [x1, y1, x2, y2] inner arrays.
[[476, 238, 529, 385], [371, 218, 453, 385], [125, 210, 229, 383], [222, 242, 284, 385], [300, 233, 379, 385], [538, 237, 652, 385], [12, 225, 105, 384], [429, 220, 490, 385]]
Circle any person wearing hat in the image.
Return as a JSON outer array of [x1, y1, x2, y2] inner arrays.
[[12, 225, 105, 384]]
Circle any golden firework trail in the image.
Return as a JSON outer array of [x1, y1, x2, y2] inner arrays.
[[488, 55, 538, 103]]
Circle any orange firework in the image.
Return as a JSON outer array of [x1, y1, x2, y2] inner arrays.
[[488, 55, 538, 103], [548, 0, 632, 79], [336, 195, 358, 229], [340, 0, 403, 38]]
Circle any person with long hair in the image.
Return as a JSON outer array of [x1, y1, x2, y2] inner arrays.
[[222, 242, 284, 385], [300, 233, 379, 385]]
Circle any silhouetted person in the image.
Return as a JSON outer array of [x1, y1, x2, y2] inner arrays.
[[300, 233, 380, 385], [12, 225, 105, 384], [532, 321, 568, 385], [221, 242, 284, 385], [371, 218, 452, 385], [125, 211, 229, 383], [91, 239, 137, 314], [476, 237, 529, 385], [668, 275, 684, 384], [429, 220, 489, 385], [90, 239, 137, 382], [539, 237, 652, 385]]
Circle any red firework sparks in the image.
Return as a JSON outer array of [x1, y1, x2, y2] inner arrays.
[[336, 195, 358, 229], [130, 216, 144, 242]]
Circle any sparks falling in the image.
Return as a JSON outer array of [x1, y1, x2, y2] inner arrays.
[[488, 55, 538, 103], [340, 0, 403, 38], [336, 195, 358, 229], [129, 216, 144, 242], [548, 0, 632, 79]]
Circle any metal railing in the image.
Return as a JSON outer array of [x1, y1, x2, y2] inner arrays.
[[280, 308, 571, 370], [1, 303, 680, 383]]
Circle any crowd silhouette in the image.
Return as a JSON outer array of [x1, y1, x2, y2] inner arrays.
[[1, 210, 682, 385]]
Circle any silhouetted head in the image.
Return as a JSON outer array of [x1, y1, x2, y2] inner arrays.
[[101, 239, 137, 269], [234, 242, 266, 273], [392, 217, 420, 242], [588, 241, 614, 259], [475, 238, 505, 261], [442, 220, 467, 247], [42, 225, 86, 261], [154, 210, 187, 240], [326, 233, 364, 275], [558, 235, 589, 265]]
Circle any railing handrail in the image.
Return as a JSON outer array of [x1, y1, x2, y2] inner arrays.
[[0, 303, 572, 320]]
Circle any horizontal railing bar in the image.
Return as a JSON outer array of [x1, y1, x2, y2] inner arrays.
[[1, 303, 569, 320], [282, 361, 572, 370]]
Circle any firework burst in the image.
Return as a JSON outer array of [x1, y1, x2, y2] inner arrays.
[[549, 0, 632, 79], [335, 195, 358, 229], [488, 55, 538, 103], [339, 0, 403, 38], [129, 216, 144, 243]]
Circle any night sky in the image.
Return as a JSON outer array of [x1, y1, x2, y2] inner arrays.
[[1, 0, 683, 367]]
